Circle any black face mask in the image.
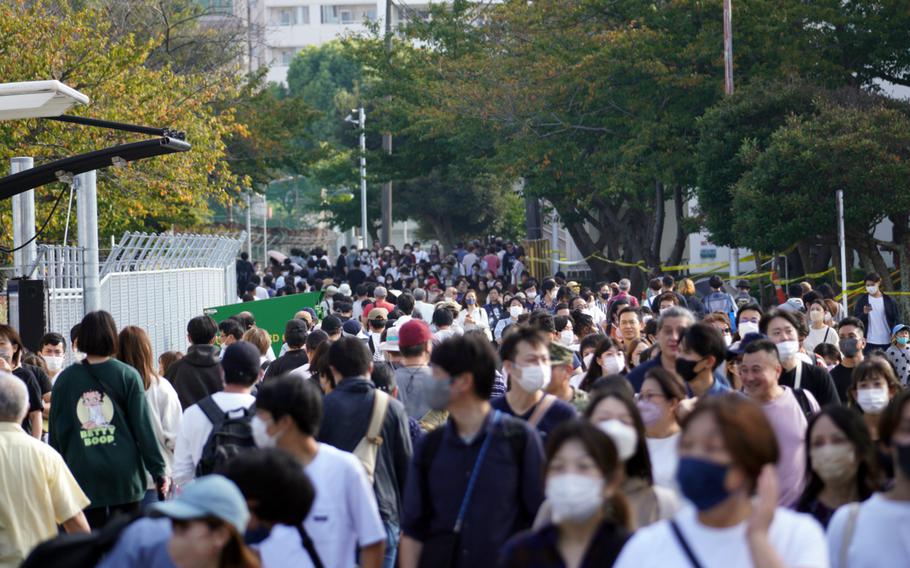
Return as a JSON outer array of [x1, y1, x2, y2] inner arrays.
[[675, 357, 703, 382], [840, 338, 859, 358]]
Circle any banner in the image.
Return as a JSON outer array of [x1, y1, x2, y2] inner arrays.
[[205, 292, 323, 355]]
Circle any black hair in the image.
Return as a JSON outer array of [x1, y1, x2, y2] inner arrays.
[[333, 301, 353, 314], [70, 323, 81, 344], [743, 338, 779, 358], [797, 405, 880, 512], [218, 448, 316, 528], [499, 326, 548, 363], [397, 294, 415, 315], [431, 333, 499, 400], [284, 320, 308, 349], [219, 319, 244, 341], [554, 315, 571, 333], [305, 329, 329, 351], [864, 272, 881, 284], [40, 332, 66, 351], [814, 342, 842, 362], [584, 384, 653, 484], [234, 312, 256, 330], [759, 308, 804, 336], [528, 310, 556, 333], [328, 336, 372, 377], [78, 311, 119, 356], [432, 308, 453, 327], [256, 375, 323, 437], [837, 316, 865, 337], [709, 275, 724, 289], [371, 361, 396, 394], [187, 315, 218, 345], [680, 322, 727, 369]]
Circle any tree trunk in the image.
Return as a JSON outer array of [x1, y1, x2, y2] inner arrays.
[[855, 236, 893, 291], [564, 219, 610, 283], [648, 181, 665, 269], [892, 213, 910, 320], [667, 185, 687, 267], [796, 241, 812, 278]]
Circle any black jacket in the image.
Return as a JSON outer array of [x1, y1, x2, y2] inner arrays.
[[165, 344, 223, 409], [853, 293, 901, 342], [779, 362, 840, 407], [264, 349, 308, 379], [318, 377, 413, 525]]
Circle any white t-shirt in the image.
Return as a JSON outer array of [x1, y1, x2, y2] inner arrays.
[[257, 524, 316, 568], [143, 376, 182, 487], [614, 505, 828, 568], [867, 296, 890, 344], [827, 493, 910, 568], [804, 325, 838, 354], [171, 391, 256, 486], [298, 443, 385, 568], [646, 432, 680, 492]]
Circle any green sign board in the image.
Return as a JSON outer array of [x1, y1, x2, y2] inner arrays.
[[204, 292, 323, 355]]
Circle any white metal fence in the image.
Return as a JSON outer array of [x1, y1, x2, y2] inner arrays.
[[27, 231, 244, 360]]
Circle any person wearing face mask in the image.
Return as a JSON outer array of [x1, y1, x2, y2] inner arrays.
[[0, 325, 45, 439], [545, 342, 588, 413], [760, 309, 840, 407], [740, 339, 820, 507], [795, 407, 881, 528], [554, 315, 577, 350], [639, 368, 686, 492], [675, 323, 732, 399], [493, 328, 578, 442], [803, 298, 839, 354], [584, 386, 680, 529], [500, 421, 631, 567], [400, 334, 544, 568], [885, 324, 910, 387], [827, 390, 910, 568], [495, 298, 526, 341], [253, 376, 386, 568], [38, 332, 67, 383], [847, 358, 902, 446], [579, 338, 627, 392], [852, 272, 900, 354], [172, 341, 259, 489], [456, 290, 491, 340], [734, 303, 763, 341], [614, 394, 828, 568], [830, 317, 867, 403]]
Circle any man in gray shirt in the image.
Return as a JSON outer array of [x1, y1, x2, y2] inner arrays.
[[393, 320, 436, 420]]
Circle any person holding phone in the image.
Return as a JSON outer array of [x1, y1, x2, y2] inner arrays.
[[853, 273, 900, 354]]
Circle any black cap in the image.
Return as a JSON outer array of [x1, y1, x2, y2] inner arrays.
[[736, 279, 750, 289], [220, 341, 261, 384]]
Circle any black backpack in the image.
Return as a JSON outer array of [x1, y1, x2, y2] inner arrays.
[[195, 396, 257, 477], [22, 512, 137, 568]]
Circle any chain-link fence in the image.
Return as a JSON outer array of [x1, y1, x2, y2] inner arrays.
[[22, 231, 244, 361]]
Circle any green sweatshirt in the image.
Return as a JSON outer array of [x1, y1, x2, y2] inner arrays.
[[49, 359, 166, 508]]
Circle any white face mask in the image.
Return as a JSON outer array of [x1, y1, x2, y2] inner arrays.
[[856, 387, 889, 413], [601, 354, 625, 375], [515, 363, 551, 392], [775, 340, 800, 361], [44, 355, 64, 372], [559, 330, 575, 346], [866, 285, 879, 295], [251, 416, 279, 448], [738, 321, 759, 337], [723, 333, 733, 347], [509, 306, 523, 319], [598, 419, 638, 461], [546, 473, 605, 523], [73, 350, 87, 363], [526, 291, 537, 300], [809, 310, 825, 323], [811, 444, 856, 484]]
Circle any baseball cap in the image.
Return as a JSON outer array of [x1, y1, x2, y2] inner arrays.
[[343, 319, 364, 338], [549, 342, 574, 366], [398, 319, 432, 348], [892, 324, 909, 336], [150, 475, 249, 534], [368, 307, 389, 321], [220, 341, 261, 382]]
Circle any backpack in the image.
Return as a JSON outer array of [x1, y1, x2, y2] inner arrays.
[[196, 396, 257, 477], [22, 512, 138, 568], [793, 388, 815, 421], [703, 291, 734, 315], [352, 390, 390, 484]]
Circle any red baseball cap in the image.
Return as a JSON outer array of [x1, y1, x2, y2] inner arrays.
[[398, 320, 433, 348]]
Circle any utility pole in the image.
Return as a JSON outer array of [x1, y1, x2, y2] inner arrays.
[[359, 107, 368, 249], [245, 192, 252, 257], [77, 170, 100, 313], [380, 0, 393, 245], [262, 193, 268, 267], [724, 0, 740, 278], [837, 190, 848, 312], [10, 157, 36, 276]]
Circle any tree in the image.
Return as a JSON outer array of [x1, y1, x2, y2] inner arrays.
[[0, 1, 244, 252]]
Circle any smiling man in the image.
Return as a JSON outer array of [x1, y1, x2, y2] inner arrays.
[[626, 306, 695, 392]]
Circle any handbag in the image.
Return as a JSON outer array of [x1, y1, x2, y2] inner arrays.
[[418, 411, 502, 568]]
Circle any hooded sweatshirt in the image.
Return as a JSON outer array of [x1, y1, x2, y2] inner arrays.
[[164, 344, 223, 409]]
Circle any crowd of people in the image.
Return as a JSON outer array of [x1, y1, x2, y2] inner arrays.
[[2, 237, 910, 568]]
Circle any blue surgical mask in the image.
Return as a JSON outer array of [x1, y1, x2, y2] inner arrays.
[[676, 457, 731, 511]]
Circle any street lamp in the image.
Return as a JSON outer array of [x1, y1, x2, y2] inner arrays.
[[345, 107, 368, 249]]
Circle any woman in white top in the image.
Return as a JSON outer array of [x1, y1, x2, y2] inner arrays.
[[638, 367, 685, 492], [804, 298, 838, 354], [117, 326, 182, 506], [614, 394, 828, 568], [827, 389, 910, 568], [456, 289, 491, 340]]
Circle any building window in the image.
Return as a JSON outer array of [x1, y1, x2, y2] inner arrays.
[[272, 48, 298, 66], [200, 0, 234, 15], [270, 7, 297, 26], [320, 4, 377, 24]]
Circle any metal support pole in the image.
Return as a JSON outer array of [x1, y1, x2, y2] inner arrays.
[[837, 190, 849, 312], [380, 1, 393, 245], [77, 170, 101, 313], [550, 211, 560, 276], [723, 0, 740, 278], [245, 192, 252, 257], [11, 157, 36, 276], [262, 194, 268, 268], [359, 107, 368, 250]]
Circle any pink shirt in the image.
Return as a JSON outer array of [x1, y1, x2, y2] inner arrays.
[[760, 386, 818, 507], [483, 254, 500, 274]]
